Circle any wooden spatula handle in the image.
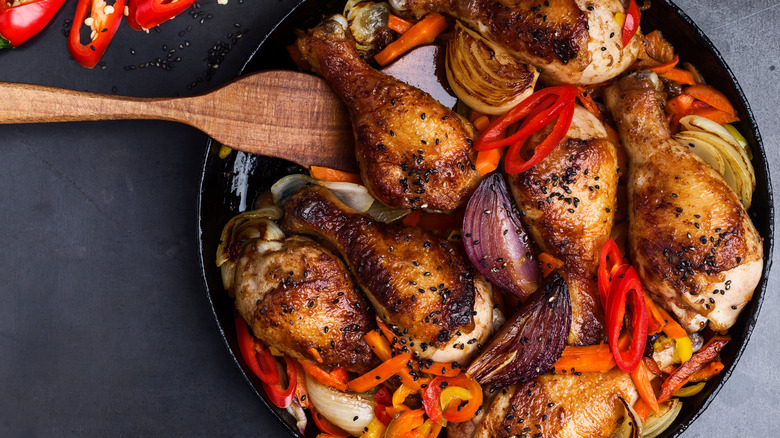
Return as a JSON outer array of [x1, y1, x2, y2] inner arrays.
[[0, 81, 179, 124]]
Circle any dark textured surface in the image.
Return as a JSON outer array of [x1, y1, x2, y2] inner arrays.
[[0, 1, 777, 437]]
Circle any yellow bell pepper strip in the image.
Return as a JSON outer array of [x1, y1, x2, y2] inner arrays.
[[385, 409, 426, 438], [423, 374, 482, 423], [675, 335, 694, 363], [631, 359, 660, 415], [234, 315, 280, 386], [375, 13, 448, 66], [674, 381, 706, 397], [360, 417, 387, 438], [299, 360, 350, 392], [349, 352, 413, 393], [312, 408, 350, 438], [658, 336, 730, 402]]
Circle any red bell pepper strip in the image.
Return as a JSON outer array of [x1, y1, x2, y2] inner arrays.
[[262, 356, 298, 408], [131, 0, 197, 30], [605, 266, 648, 372], [68, 0, 125, 68], [622, 0, 640, 47], [124, 0, 143, 30], [0, 0, 66, 49], [234, 315, 281, 386]]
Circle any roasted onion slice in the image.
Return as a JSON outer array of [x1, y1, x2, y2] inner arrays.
[[462, 172, 540, 298], [445, 21, 538, 115], [467, 273, 571, 387]]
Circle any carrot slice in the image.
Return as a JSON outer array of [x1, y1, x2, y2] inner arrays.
[[576, 87, 602, 119], [689, 361, 725, 382], [309, 165, 363, 184], [349, 352, 413, 392], [664, 93, 695, 116], [375, 13, 448, 66], [299, 360, 350, 391], [475, 148, 503, 176], [552, 344, 616, 373], [387, 13, 414, 34], [658, 336, 730, 402], [472, 115, 491, 132], [633, 398, 654, 423], [691, 106, 740, 124], [661, 68, 696, 85], [631, 359, 660, 415], [538, 252, 564, 278], [684, 84, 736, 115], [649, 54, 679, 74]]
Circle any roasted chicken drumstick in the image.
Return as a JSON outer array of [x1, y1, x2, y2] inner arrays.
[[604, 70, 763, 333], [281, 184, 496, 363], [297, 16, 481, 212]]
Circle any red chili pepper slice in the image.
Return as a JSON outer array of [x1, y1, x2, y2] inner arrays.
[[131, 0, 197, 30], [124, 0, 143, 30], [0, 0, 66, 48], [622, 0, 641, 47], [504, 100, 575, 174], [597, 237, 626, 308], [68, 0, 125, 68], [262, 356, 298, 408], [605, 266, 648, 372], [234, 315, 281, 386]]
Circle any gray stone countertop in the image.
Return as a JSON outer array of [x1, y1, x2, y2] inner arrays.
[[0, 0, 777, 437]]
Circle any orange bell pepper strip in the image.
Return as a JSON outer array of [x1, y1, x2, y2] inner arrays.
[[299, 360, 350, 392], [375, 13, 448, 66], [349, 352, 413, 392], [387, 13, 414, 34], [658, 336, 730, 402], [683, 84, 736, 115], [422, 374, 482, 423], [631, 359, 660, 415], [363, 329, 428, 390], [689, 361, 725, 382], [309, 166, 363, 184], [385, 409, 426, 438], [661, 68, 696, 85]]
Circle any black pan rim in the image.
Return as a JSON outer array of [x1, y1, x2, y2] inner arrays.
[[196, 1, 775, 436]]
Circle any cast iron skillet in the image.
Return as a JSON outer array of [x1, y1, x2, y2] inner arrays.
[[198, 1, 774, 436]]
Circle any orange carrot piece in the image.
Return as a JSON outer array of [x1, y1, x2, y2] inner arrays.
[[307, 347, 324, 364], [631, 360, 660, 415], [649, 54, 679, 74], [417, 360, 461, 377], [684, 84, 736, 115], [553, 344, 616, 373], [367, 323, 429, 390], [691, 106, 740, 124], [538, 252, 564, 278], [387, 13, 414, 34], [664, 93, 695, 116], [689, 361, 725, 382], [658, 336, 730, 402], [643, 294, 666, 336], [576, 87, 602, 119], [375, 13, 448, 66], [473, 115, 491, 132], [309, 165, 363, 184], [649, 301, 688, 339], [349, 352, 413, 392], [661, 68, 696, 85], [475, 148, 503, 176], [633, 398, 654, 423]]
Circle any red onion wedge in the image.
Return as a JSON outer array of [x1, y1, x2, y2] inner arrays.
[[467, 273, 571, 387], [462, 172, 540, 298]]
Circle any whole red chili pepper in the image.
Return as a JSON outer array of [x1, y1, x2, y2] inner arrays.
[[0, 0, 66, 49], [68, 0, 125, 68], [131, 0, 197, 30]]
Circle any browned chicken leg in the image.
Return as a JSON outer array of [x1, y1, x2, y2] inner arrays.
[[390, 0, 641, 85], [449, 369, 637, 438], [508, 106, 618, 345], [218, 210, 379, 373], [604, 70, 763, 332], [297, 16, 481, 212], [281, 184, 496, 363]]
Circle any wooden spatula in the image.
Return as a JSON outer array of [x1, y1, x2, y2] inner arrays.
[[0, 45, 451, 173]]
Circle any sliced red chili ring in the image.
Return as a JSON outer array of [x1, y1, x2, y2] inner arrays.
[[597, 237, 626, 308], [68, 0, 125, 68], [605, 266, 648, 372], [622, 0, 641, 47], [503, 99, 576, 174]]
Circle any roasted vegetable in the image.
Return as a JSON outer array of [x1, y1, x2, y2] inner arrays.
[[467, 273, 571, 387], [445, 21, 538, 115]]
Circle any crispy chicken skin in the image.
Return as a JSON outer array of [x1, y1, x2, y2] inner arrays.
[[233, 235, 379, 373], [282, 185, 495, 363], [508, 106, 618, 345], [297, 16, 481, 212], [604, 71, 763, 332], [454, 369, 637, 438], [390, 0, 641, 85]]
